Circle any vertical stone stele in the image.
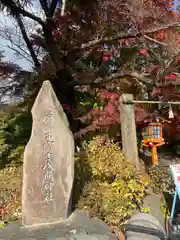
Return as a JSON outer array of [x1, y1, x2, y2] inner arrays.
[[22, 80, 74, 227]]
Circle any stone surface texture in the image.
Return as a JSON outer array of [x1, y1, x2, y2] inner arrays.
[[126, 213, 165, 240], [22, 80, 74, 226], [0, 211, 118, 240]]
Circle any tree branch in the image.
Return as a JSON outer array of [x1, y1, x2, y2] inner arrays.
[[144, 35, 167, 46], [39, 0, 49, 16], [49, 0, 59, 17], [80, 22, 180, 49], [60, 0, 66, 16], [0, 0, 44, 26], [17, 7, 44, 26], [69, 70, 180, 88], [16, 14, 41, 69], [69, 71, 154, 87], [163, 50, 180, 74], [8, 45, 33, 64], [80, 34, 140, 50]]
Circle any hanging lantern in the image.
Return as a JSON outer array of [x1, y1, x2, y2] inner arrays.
[[169, 104, 174, 119]]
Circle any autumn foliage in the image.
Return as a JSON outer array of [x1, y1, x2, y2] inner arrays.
[[0, 0, 180, 139]]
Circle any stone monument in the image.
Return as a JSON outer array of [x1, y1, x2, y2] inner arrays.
[[22, 80, 74, 227]]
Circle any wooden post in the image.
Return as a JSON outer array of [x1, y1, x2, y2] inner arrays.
[[120, 94, 139, 168], [152, 146, 158, 165]]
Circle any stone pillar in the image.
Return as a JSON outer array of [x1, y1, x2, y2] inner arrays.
[[119, 94, 139, 168], [22, 80, 74, 227]]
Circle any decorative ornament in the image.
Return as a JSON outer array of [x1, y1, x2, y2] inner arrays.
[[169, 104, 174, 119]]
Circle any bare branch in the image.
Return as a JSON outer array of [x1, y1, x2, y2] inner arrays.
[[157, 50, 180, 78], [18, 8, 44, 26], [39, 0, 49, 16], [0, 21, 34, 63], [16, 14, 41, 68], [8, 45, 33, 64], [163, 50, 180, 73], [0, 0, 45, 25], [144, 35, 167, 46]]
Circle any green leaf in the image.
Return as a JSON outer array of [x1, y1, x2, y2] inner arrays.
[[93, 103, 98, 108]]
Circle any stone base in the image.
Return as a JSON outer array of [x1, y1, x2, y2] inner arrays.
[[0, 211, 118, 240]]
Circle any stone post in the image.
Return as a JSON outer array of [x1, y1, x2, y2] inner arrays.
[[119, 94, 139, 168], [22, 80, 74, 227]]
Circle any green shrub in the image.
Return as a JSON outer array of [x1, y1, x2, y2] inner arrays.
[[74, 136, 150, 230], [0, 103, 32, 167]]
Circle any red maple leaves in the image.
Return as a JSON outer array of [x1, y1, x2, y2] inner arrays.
[[138, 49, 149, 57]]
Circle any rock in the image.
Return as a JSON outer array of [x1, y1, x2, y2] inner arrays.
[[22, 80, 74, 227], [0, 210, 118, 240]]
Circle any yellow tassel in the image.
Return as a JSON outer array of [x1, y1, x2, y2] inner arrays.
[[169, 104, 174, 119]]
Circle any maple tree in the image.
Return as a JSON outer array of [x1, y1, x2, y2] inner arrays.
[[0, 0, 180, 138]]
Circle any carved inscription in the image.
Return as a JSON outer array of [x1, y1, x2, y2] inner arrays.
[[41, 113, 55, 202]]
